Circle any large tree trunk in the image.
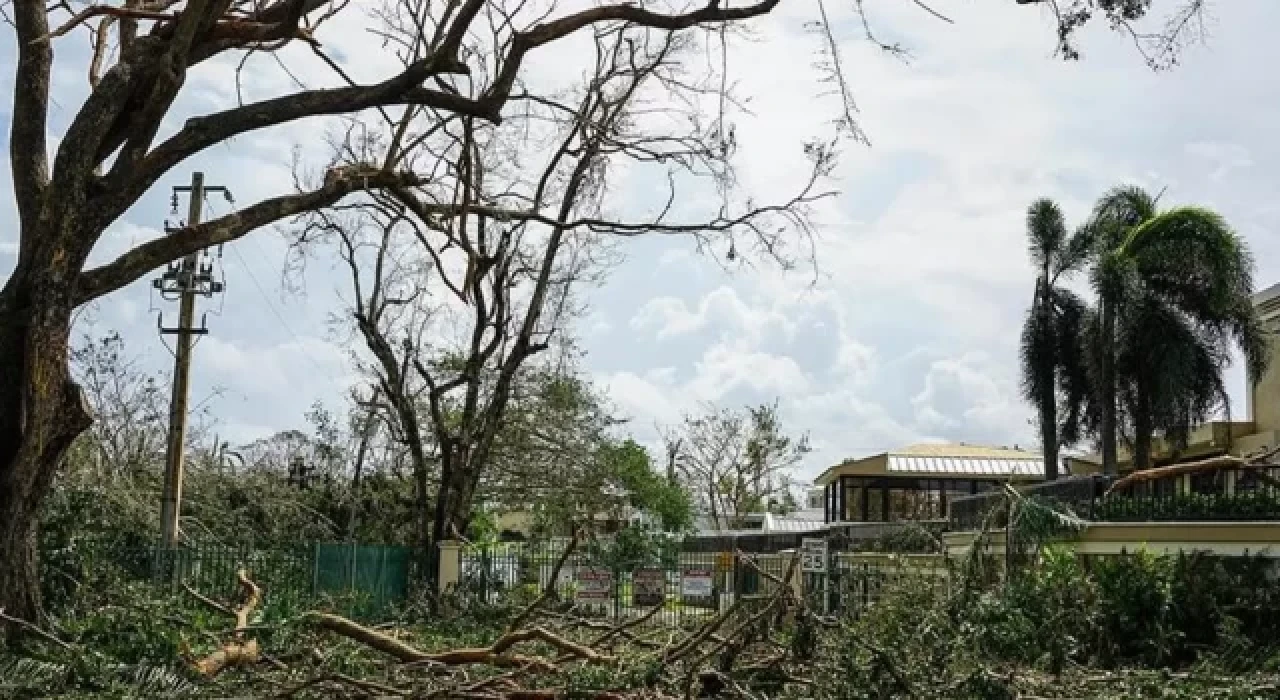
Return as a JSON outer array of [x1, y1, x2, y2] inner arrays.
[[430, 448, 464, 546], [426, 447, 462, 589], [0, 263, 94, 628], [344, 398, 377, 541], [1099, 300, 1118, 475]]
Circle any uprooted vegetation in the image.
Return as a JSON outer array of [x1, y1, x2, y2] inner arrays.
[[2, 547, 821, 698], [4, 523, 1280, 699]]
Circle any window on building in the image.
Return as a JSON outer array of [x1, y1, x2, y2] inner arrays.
[[843, 480, 864, 521]]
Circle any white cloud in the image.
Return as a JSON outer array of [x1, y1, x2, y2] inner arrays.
[[909, 353, 1030, 448], [629, 297, 703, 339], [629, 286, 799, 344], [1185, 141, 1254, 182]]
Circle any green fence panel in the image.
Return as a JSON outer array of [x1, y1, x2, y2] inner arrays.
[[312, 542, 411, 610], [94, 542, 409, 615]]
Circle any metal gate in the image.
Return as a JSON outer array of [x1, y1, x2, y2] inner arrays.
[[456, 540, 789, 628]]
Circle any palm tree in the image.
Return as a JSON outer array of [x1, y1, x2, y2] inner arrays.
[[1086, 186, 1269, 472], [1019, 199, 1094, 481]]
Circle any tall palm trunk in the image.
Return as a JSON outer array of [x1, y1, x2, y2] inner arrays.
[[1036, 279, 1060, 481], [1132, 384, 1153, 471], [1099, 299, 1118, 475]]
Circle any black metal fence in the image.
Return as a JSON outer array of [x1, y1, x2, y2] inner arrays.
[[455, 537, 952, 628], [948, 466, 1280, 528], [948, 476, 1113, 531], [809, 555, 949, 618], [1097, 464, 1280, 521], [456, 540, 792, 629]]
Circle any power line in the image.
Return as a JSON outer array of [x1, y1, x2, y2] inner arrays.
[[204, 195, 348, 384], [226, 241, 343, 382]]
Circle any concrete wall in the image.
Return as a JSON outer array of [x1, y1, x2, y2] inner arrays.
[[1250, 285, 1280, 436]]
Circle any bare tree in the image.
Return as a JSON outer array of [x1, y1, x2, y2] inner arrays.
[[0, 0, 1207, 619], [0, 0, 811, 621], [667, 400, 808, 530], [296, 18, 831, 572], [67, 332, 168, 480]]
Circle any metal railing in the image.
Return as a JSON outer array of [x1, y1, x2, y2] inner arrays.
[[947, 476, 1112, 531], [456, 540, 736, 628], [1096, 464, 1280, 522], [95, 542, 411, 613], [947, 465, 1280, 529]]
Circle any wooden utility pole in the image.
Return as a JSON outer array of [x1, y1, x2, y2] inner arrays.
[[157, 172, 230, 547]]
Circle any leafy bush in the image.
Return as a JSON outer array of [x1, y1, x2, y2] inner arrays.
[[587, 526, 680, 571], [961, 545, 1095, 672]]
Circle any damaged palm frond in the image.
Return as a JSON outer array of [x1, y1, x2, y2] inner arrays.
[[1005, 483, 1089, 542]]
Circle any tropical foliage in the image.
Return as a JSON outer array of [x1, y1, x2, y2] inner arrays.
[[1019, 199, 1094, 480], [1020, 186, 1268, 473], [1086, 186, 1268, 471]]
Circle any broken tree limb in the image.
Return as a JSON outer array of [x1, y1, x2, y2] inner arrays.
[[0, 608, 74, 651], [185, 569, 264, 677], [1104, 452, 1280, 496], [182, 581, 231, 615], [493, 626, 614, 663], [304, 612, 437, 662], [276, 672, 409, 698], [585, 600, 666, 649], [306, 612, 613, 671], [505, 528, 582, 634]]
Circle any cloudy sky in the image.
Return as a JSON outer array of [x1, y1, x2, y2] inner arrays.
[[3, 0, 1278, 484]]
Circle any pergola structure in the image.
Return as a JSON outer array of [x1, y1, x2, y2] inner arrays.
[[814, 443, 1049, 523]]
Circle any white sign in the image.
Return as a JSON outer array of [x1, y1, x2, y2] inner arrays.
[[801, 538, 828, 573], [575, 567, 613, 602], [680, 568, 714, 598]]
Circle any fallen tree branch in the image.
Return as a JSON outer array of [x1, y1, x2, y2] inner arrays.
[[307, 612, 613, 671], [585, 600, 666, 649], [505, 528, 582, 634], [0, 608, 74, 651], [1105, 452, 1280, 496], [276, 671, 409, 697], [182, 581, 231, 615], [185, 569, 263, 677]]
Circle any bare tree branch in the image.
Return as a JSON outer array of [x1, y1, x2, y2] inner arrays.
[[76, 167, 424, 304]]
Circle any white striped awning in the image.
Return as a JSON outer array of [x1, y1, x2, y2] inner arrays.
[[886, 455, 1044, 478]]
